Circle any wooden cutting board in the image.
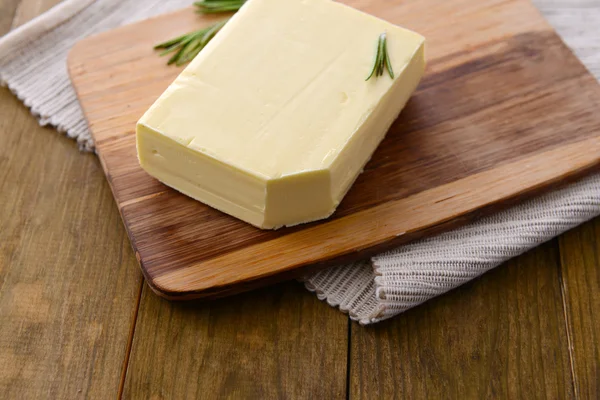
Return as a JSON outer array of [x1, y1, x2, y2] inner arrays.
[[68, 0, 600, 300]]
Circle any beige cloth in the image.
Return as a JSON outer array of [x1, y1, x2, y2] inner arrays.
[[1, 0, 598, 324]]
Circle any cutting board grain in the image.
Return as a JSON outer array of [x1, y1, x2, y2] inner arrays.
[[68, 0, 600, 299]]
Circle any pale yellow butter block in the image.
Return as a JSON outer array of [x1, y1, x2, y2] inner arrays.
[[137, 0, 425, 229]]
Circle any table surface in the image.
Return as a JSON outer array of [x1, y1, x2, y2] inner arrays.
[[1, 0, 599, 399]]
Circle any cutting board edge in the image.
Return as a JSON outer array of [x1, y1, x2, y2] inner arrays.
[[144, 139, 600, 300]]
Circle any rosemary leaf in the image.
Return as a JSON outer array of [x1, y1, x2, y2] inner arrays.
[[159, 43, 183, 57], [171, 37, 201, 65], [384, 40, 394, 79], [194, 0, 245, 14], [365, 39, 381, 81], [200, 19, 228, 46], [377, 35, 385, 77], [366, 32, 395, 81], [154, 32, 193, 50], [155, 0, 245, 66]]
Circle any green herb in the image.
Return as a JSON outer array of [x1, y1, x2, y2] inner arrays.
[[366, 32, 394, 81], [194, 0, 246, 13], [155, 0, 246, 66], [154, 18, 230, 66]]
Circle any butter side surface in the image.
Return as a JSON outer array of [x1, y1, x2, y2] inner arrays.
[[137, 0, 426, 229]]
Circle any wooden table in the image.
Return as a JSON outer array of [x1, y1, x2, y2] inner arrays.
[[1, 1, 599, 398]]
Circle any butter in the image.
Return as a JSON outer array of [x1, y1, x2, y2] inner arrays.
[[137, 0, 425, 229]]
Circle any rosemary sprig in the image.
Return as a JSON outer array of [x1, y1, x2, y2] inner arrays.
[[154, 19, 230, 65], [194, 0, 246, 13], [366, 32, 394, 81], [155, 0, 246, 66]]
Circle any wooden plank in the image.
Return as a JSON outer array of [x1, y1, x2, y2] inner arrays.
[[0, 89, 143, 398], [0, 2, 143, 398], [558, 219, 600, 399], [349, 241, 575, 398], [122, 282, 348, 399], [68, 0, 600, 299], [0, 87, 144, 399]]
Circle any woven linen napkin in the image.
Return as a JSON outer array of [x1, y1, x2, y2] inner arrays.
[[2, 0, 599, 324]]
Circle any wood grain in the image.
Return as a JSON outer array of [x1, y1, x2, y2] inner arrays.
[[0, 2, 143, 398], [558, 220, 600, 399], [0, 90, 143, 399], [122, 282, 348, 399], [68, 0, 600, 299], [349, 241, 575, 399]]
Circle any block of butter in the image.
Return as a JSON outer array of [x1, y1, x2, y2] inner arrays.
[[137, 0, 425, 229]]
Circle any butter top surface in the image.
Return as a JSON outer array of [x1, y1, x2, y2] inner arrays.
[[139, 0, 424, 179]]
